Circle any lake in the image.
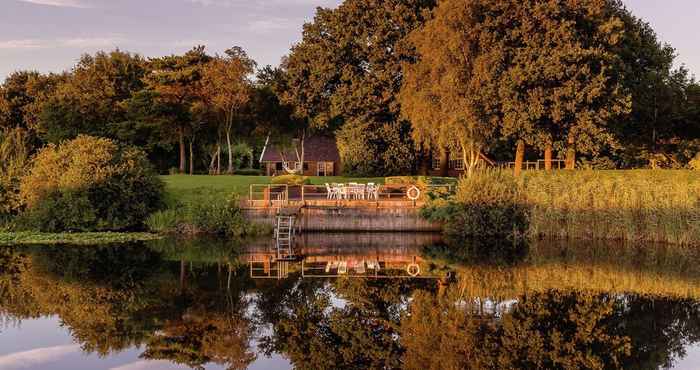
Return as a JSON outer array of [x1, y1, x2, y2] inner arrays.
[[1, 233, 700, 369]]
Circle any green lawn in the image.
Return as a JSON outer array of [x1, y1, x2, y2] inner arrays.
[[161, 175, 386, 203]]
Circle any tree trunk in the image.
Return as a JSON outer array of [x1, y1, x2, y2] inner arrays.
[[178, 129, 186, 173], [439, 148, 449, 177], [566, 136, 576, 170], [209, 147, 217, 174], [189, 137, 195, 175], [216, 144, 221, 175], [226, 127, 233, 174], [514, 139, 525, 177], [544, 143, 553, 171]]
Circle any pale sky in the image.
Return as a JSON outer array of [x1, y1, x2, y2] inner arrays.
[[0, 0, 698, 82]]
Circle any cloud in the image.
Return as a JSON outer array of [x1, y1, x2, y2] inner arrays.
[[110, 359, 192, 370], [0, 36, 126, 50], [0, 39, 44, 49], [16, 0, 91, 8], [248, 17, 300, 33], [0, 345, 81, 369]]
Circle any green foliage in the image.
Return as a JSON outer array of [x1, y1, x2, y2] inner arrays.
[[0, 232, 161, 246], [146, 192, 259, 237], [17, 190, 97, 232], [282, 0, 435, 176], [19, 135, 164, 232], [423, 171, 530, 261], [402, 0, 631, 164], [336, 118, 416, 176]]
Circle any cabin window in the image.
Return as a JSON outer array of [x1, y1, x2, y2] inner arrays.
[[449, 158, 464, 170], [432, 156, 441, 170], [317, 162, 334, 176], [275, 162, 283, 171], [303, 162, 309, 171]]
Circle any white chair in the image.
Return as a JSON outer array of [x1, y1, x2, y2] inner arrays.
[[325, 183, 339, 199], [367, 184, 379, 200]]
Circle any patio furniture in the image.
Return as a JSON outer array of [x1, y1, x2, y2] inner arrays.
[[325, 183, 339, 199], [366, 183, 379, 200]]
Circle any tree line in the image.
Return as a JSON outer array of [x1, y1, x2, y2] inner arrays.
[[1, 0, 699, 176]]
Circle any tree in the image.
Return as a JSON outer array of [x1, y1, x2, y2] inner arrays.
[[34, 50, 147, 143], [400, 0, 500, 176], [144, 46, 211, 173], [281, 0, 436, 176], [402, 0, 632, 176], [200, 47, 255, 174]]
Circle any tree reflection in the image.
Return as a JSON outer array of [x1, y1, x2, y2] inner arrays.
[[1, 241, 700, 370]]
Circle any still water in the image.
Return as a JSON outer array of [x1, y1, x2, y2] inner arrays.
[[1, 233, 700, 369]]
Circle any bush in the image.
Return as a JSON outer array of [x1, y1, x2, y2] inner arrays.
[[146, 193, 259, 236], [19, 135, 164, 232], [234, 168, 263, 176], [271, 174, 310, 185], [336, 118, 414, 176], [422, 170, 530, 258]]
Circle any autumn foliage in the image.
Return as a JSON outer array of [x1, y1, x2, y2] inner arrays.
[[19, 135, 164, 231]]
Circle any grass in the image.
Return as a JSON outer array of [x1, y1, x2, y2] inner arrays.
[[0, 231, 163, 245], [161, 174, 385, 203]]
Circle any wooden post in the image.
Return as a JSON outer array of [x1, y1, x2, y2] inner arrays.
[[544, 143, 553, 171], [514, 140, 525, 177], [566, 136, 576, 170]]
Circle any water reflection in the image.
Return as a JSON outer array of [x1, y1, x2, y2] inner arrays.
[[0, 236, 700, 369]]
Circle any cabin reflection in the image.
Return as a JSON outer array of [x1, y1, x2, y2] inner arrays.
[[242, 232, 443, 280]]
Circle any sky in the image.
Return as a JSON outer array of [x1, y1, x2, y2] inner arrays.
[[0, 0, 698, 82]]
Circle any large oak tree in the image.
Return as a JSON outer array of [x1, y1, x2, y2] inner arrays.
[[281, 0, 436, 176]]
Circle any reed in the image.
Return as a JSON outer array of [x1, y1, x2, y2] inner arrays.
[[522, 170, 700, 245], [428, 169, 700, 246]]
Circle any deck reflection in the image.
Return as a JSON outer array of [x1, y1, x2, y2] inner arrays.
[[243, 232, 444, 279]]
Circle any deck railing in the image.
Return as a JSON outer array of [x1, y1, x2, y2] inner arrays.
[[499, 159, 567, 170], [245, 183, 454, 207]]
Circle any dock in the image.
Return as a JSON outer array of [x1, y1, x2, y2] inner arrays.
[[242, 184, 444, 232]]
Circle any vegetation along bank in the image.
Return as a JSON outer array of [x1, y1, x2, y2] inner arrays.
[[422, 170, 700, 247]]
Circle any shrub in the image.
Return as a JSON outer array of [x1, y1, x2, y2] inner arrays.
[[422, 170, 530, 258], [234, 168, 263, 176], [0, 128, 31, 217], [271, 174, 310, 185], [146, 193, 259, 236], [19, 135, 164, 232], [336, 117, 414, 176]]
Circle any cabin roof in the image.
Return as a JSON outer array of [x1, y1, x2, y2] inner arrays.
[[260, 136, 341, 162]]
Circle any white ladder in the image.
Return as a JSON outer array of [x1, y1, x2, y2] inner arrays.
[[275, 215, 295, 260]]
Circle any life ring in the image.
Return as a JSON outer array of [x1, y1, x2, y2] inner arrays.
[[406, 186, 421, 201], [407, 263, 421, 277]]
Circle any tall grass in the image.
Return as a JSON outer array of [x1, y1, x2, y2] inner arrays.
[[523, 170, 700, 245], [427, 169, 700, 246]]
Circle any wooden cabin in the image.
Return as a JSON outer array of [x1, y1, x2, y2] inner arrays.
[[260, 136, 342, 176]]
